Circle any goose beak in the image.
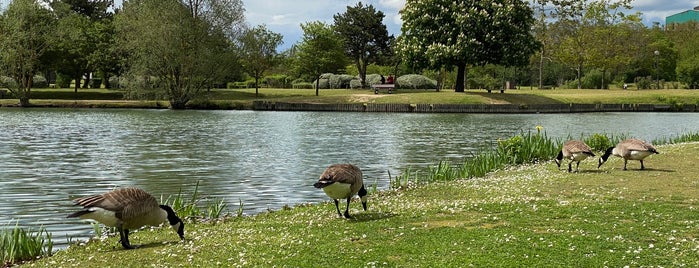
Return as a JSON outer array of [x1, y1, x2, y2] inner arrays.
[[361, 195, 368, 211], [172, 221, 185, 240]]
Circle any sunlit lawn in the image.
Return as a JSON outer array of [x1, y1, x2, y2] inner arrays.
[[2, 87, 698, 108], [25, 142, 699, 267]]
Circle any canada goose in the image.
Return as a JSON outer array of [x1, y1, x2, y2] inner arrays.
[[598, 138, 659, 170], [67, 187, 185, 249], [313, 164, 368, 218], [555, 140, 596, 172]]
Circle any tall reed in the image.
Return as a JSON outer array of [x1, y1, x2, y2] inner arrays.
[[162, 180, 229, 221], [1, 222, 53, 265]]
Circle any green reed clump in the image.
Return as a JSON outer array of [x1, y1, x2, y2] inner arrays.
[[162, 180, 229, 221], [395, 130, 560, 186], [0, 223, 53, 265], [653, 131, 699, 145], [583, 133, 627, 151], [496, 130, 559, 165]]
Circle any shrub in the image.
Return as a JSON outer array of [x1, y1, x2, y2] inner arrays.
[[32, 75, 48, 88], [395, 74, 437, 89], [89, 78, 102, 89], [264, 75, 292, 88], [584, 133, 613, 152], [56, 73, 72, 88], [0, 76, 17, 88], [329, 74, 356, 89], [677, 56, 699, 89], [292, 82, 314, 89], [109, 76, 122, 88], [634, 76, 653, 90]]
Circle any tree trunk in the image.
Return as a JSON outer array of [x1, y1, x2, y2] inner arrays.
[[255, 76, 259, 97], [104, 76, 111, 89], [74, 74, 80, 93], [601, 69, 606, 89], [315, 73, 320, 96], [455, 63, 466, 92]]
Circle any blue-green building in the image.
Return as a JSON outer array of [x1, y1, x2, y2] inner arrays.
[[666, 6, 699, 25]]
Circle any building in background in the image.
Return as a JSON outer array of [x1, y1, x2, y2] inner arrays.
[[666, 6, 699, 26]]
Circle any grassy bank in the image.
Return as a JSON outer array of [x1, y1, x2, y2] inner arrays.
[[1, 88, 699, 109], [22, 141, 699, 267]]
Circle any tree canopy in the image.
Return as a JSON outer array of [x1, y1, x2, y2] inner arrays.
[[0, 0, 55, 106], [292, 21, 348, 96], [239, 25, 283, 97], [115, 0, 245, 109], [398, 0, 540, 92], [333, 2, 392, 88]]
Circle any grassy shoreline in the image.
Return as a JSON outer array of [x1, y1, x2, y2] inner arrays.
[[1, 88, 698, 109], [21, 142, 699, 267]]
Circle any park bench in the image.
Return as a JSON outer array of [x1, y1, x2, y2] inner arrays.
[[371, 84, 395, 94]]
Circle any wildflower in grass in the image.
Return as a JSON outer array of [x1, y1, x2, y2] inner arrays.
[[536, 125, 544, 134]]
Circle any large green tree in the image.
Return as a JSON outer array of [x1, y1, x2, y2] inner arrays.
[[398, 0, 539, 92], [115, 0, 245, 109], [0, 0, 55, 106], [292, 21, 348, 96], [239, 25, 283, 97], [333, 2, 392, 88]]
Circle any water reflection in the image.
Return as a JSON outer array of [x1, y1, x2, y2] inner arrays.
[[1, 108, 698, 248]]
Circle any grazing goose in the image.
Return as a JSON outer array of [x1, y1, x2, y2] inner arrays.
[[313, 164, 368, 218], [67, 187, 185, 249], [556, 140, 596, 172], [598, 138, 659, 170]]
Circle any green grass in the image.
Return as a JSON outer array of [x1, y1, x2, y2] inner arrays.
[[20, 135, 699, 267], [1, 223, 52, 266], [3, 87, 699, 108]]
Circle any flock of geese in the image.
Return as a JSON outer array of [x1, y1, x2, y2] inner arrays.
[[67, 139, 658, 250], [556, 138, 660, 172]]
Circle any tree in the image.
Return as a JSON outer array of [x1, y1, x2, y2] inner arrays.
[[398, 0, 539, 92], [239, 25, 283, 97], [115, 0, 245, 109], [580, 0, 634, 89], [292, 21, 348, 96], [677, 55, 699, 89], [333, 2, 392, 88], [0, 0, 55, 106]]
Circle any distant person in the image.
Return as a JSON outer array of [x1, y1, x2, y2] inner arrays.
[[380, 75, 386, 84], [386, 75, 394, 84], [623, 83, 628, 90]]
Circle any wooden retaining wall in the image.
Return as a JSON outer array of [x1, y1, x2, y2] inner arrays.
[[253, 101, 698, 113]]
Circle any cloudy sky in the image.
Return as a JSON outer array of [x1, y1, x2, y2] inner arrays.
[[244, 0, 699, 50], [1, 0, 697, 50]]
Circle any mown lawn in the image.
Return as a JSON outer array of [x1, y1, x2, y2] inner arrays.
[[23, 142, 699, 267], [2, 87, 698, 108]]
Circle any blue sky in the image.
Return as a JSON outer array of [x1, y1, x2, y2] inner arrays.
[[244, 0, 699, 50]]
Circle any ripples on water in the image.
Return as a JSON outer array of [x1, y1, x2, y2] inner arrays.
[[1, 108, 697, 248]]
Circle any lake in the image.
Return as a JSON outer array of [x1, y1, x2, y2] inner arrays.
[[1, 108, 698, 248]]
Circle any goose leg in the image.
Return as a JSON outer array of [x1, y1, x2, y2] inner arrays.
[[567, 161, 573, 172], [575, 161, 581, 172], [623, 159, 628, 171], [119, 227, 136, 249], [333, 199, 342, 217], [640, 160, 645, 170], [343, 197, 351, 219]]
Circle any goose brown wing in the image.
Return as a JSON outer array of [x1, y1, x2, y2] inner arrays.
[[321, 164, 362, 185], [73, 188, 159, 219]]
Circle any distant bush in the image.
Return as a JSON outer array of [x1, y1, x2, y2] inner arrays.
[[56, 73, 72, 88], [564, 69, 610, 89], [634, 76, 653, 90], [32, 75, 48, 88], [396, 74, 437, 89], [312, 73, 358, 89], [0, 76, 17, 88], [292, 82, 313, 89], [89, 78, 102, 89], [329, 74, 355, 89], [109, 76, 122, 88], [264, 74, 292, 88]]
